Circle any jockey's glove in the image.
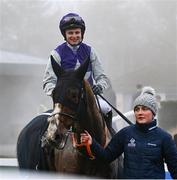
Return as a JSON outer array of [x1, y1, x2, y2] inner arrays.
[[92, 84, 103, 95]]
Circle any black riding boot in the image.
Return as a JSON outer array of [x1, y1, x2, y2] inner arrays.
[[104, 110, 116, 136]]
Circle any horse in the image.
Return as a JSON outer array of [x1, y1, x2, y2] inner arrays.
[[17, 56, 123, 178]]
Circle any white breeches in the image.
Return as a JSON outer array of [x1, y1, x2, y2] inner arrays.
[[96, 96, 112, 114]]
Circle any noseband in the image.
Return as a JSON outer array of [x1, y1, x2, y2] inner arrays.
[[51, 112, 77, 121]]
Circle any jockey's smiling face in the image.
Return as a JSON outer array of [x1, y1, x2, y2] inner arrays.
[[65, 28, 82, 46]]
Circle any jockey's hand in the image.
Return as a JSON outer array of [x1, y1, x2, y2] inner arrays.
[[80, 130, 92, 145], [92, 84, 102, 95]]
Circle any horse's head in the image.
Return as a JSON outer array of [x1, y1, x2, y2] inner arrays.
[[43, 56, 90, 149]]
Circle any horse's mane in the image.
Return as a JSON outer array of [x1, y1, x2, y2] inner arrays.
[[83, 80, 106, 146]]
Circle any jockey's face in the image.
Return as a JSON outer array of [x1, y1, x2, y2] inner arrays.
[[65, 28, 82, 46], [134, 105, 154, 124]]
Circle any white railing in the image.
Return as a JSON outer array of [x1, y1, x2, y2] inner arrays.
[[0, 158, 18, 167]]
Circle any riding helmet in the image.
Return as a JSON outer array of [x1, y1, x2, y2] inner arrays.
[[59, 13, 85, 39]]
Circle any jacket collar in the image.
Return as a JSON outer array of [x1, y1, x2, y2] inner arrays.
[[135, 119, 157, 132]]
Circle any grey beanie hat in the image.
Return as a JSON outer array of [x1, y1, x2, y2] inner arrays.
[[133, 86, 158, 115]]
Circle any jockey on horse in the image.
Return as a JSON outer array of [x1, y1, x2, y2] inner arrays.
[[43, 13, 114, 133]]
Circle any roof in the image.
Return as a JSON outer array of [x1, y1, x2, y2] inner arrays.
[[0, 51, 47, 76]]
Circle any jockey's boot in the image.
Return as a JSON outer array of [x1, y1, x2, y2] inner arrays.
[[104, 110, 116, 136]]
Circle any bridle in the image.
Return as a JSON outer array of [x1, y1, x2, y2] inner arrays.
[[50, 112, 77, 121], [41, 80, 95, 159], [44, 84, 85, 149]]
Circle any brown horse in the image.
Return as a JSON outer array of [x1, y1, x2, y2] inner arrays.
[[17, 56, 122, 178]]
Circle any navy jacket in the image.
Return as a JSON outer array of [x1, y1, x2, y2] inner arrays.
[[91, 120, 177, 179]]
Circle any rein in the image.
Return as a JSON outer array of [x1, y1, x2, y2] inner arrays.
[[72, 134, 95, 160]]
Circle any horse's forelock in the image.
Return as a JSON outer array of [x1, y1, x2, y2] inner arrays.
[[54, 79, 82, 114]]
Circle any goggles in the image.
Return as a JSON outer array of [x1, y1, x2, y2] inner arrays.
[[62, 16, 82, 23]]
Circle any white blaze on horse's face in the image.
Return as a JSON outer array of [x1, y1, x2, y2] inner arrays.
[[53, 103, 61, 124], [46, 103, 61, 140]]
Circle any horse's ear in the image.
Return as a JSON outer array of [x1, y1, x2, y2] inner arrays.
[[75, 57, 90, 80], [50, 55, 65, 78]]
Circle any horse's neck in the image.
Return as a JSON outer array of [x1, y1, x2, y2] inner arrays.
[[84, 81, 106, 146]]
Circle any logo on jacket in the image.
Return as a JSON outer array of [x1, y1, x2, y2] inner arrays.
[[128, 138, 136, 147]]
